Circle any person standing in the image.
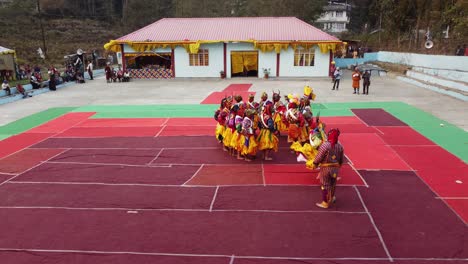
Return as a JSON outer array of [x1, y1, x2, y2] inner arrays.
[[48, 65, 57, 91], [329, 61, 336, 83], [455, 45, 464, 56], [87, 61, 94, 80], [313, 128, 344, 209], [105, 62, 112, 83], [352, 68, 361, 94], [332, 67, 342, 90], [362, 70, 371, 95]]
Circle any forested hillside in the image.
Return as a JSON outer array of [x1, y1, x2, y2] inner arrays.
[[0, 0, 466, 67]]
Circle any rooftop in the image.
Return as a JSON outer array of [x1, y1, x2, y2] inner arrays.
[[117, 17, 339, 42]]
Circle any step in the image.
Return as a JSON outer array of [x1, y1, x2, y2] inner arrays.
[[397, 76, 468, 101], [406, 70, 468, 92], [412, 66, 468, 83]]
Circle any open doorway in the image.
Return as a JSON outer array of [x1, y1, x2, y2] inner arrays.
[[231, 51, 258, 77]]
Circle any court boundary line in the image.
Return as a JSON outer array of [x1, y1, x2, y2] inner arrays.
[[182, 164, 204, 185], [209, 186, 219, 212], [348, 162, 369, 188], [388, 146, 467, 225], [7, 181, 365, 188], [354, 186, 393, 262], [147, 148, 164, 165], [46, 161, 172, 168], [0, 248, 466, 261], [0, 149, 70, 188], [0, 206, 368, 214], [229, 254, 235, 264], [261, 162, 266, 186], [435, 197, 468, 200]]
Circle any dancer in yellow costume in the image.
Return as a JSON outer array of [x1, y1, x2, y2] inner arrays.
[[272, 91, 288, 133], [241, 109, 258, 161], [214, 97, 229, 143], [257, 101, 279, 160], [294, 121, 327, 169]]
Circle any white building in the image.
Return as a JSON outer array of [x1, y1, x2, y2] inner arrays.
[[104, 17, 341, 79], [316, 1, 351, 35]]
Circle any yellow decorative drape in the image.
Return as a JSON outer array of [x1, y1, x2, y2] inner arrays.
[[231, 52, 258, 74], [104, 39, 342, 54]]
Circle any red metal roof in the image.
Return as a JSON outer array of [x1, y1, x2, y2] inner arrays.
[[117, 17, 339, 42]]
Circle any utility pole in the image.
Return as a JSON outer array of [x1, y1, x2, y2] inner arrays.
[[37, 0, 47, 59]]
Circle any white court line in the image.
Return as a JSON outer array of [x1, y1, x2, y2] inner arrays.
[[46, 161, 172, 168], [0, 248, 465, 261], [261, 162, 266, 186], [435, 197, 468, 200], [0, 206, 367, 214], [389, 148, 467, 225], [348, 162, 369, 188], [354, 186, 393, 262], [32, 147, 220, 150], [0, 149, 70, 188], [373, 126, 385, 135], [154, 125, 166, 138], [182, 164, 204, 186], [209, 186, 219, 212], [7, 181, 364, 188], [229, 255, 235, 264], [160, 118, 170, 127], [7, 181, 211, 188], [0, 172, 17, 176], [344, 154, 353, 165], [147, 148, 164, 165]]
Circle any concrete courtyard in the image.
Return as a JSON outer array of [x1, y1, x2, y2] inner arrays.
[[1, 70, 467, 132]]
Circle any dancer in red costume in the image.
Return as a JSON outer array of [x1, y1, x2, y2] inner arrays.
[[313, 129, 345, 209]]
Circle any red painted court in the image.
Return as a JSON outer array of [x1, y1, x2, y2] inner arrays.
[[0, 110, 466, 264]]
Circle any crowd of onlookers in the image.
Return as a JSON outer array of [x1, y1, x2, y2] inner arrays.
[[455, 44, 468, 56], [104, 63, 130, 83]]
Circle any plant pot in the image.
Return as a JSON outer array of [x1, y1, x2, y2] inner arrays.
[[220, 73, 226, 79], [264, 74, 269, 79]]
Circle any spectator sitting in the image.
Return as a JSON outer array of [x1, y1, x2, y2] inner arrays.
[[16, 84, 32, 98], [122, 70, 130, 82], [2, 80, 11, 96], [30, 74, 41, 89], [117, 67, 123, 82], [75, 71, 85, 83], [111, 67, 118, 82]]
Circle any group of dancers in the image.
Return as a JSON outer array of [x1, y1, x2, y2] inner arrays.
[[213, 84, 345, 209]]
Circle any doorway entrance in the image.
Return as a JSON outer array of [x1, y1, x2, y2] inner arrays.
[[231, 51, 258, 77]]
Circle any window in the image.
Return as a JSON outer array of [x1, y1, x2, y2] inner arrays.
[[336, 11, 343, 17], [294, 47, 315, 67], [189, 49, 209, 66]]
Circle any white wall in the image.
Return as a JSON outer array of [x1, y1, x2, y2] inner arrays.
[[280, 45, 329, 77], [174, 43, 224, 78], [378, 51, 468, 72]]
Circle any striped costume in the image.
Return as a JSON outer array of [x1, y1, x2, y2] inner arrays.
[[313, 138, 344, 208]]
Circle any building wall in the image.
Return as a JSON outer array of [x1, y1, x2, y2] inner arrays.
[[174, 43, 224, 78], [279, 45, 329, 77], [123, 43, 330, 78]]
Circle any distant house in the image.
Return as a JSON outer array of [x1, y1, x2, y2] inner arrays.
[[104, 17, 341, 79], [0, 0, 12, 7], [316, 1, 351, 35]]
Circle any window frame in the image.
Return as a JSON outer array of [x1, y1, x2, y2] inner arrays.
[[189, 49, 209, 66], [293, 47, 315, 67]]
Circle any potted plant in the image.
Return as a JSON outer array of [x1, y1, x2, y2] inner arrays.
[[220, 70, 226, 79], [262, 68, 271, 79]]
